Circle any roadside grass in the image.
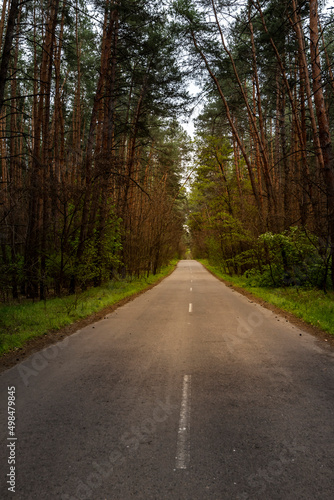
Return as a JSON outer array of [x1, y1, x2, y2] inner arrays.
[[198, 259, 334, 336], [0, 261, 178, 356]]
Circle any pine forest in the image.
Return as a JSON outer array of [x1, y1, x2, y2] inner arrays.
[[1, 0, 334, 302]]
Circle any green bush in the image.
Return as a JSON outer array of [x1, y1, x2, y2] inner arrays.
[[204, 226, 331, 290], [255, 228, 329, 288]]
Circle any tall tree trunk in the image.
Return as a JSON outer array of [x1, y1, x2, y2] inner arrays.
[[248, 7, 276, 223], [309, 0, 334, 286], [40, 0, 60, 300], [0, 0, 19, 115], [253, 0, 310, 179], [0, 0, 8, 46], [73, 1, 117, 292], [212, 0, 274, 218]]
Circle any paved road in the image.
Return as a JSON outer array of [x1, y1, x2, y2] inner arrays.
[[1, 260, 334, 499]]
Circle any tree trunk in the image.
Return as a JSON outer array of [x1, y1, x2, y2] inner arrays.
[[0, 0, 19, 115], [309, 0, 334, 286]]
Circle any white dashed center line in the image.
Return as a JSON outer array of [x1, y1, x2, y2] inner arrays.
[[189, 303, 192, 313], [175, 375, 192, 470]]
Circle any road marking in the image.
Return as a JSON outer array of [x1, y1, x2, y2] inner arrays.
[[190, 287, 192, 291], [175, 375, 191, 469], [189, 303, 192, 313]]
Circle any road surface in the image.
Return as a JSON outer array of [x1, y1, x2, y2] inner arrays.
[[1, 260, 334, 499]]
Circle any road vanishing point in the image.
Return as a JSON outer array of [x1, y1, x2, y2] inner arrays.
[[1, 260, 334, 499]]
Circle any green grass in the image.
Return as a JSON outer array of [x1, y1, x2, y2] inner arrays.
[[0, 261, 178, 356], [198, 259, 334, 336]]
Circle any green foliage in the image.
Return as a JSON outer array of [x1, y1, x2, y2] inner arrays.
[[188, 132, 332, 291], [243, 228, 329, 289], [188, 132, 260, 271], [77, 215, 122, 287], [44, 204, 122, 293], [198, 226, 330, 290], [190, 136, 331, 291]]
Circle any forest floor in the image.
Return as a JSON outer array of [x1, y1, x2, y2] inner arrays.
[[199, 259, 334, 350], [0, 261, 177, 372]]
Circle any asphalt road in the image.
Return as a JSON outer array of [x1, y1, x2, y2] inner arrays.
[[1, 260, 334, 499]]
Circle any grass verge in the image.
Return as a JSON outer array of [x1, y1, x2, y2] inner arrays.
[[198, 259, 334, 337], [0, 261, 178, 356]]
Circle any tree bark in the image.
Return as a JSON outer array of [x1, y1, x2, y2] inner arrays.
[[309, 0, 334, 286], [0, 0, 19, 115]]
